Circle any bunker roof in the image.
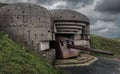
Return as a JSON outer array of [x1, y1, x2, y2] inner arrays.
[[51, 9, 90, 24]]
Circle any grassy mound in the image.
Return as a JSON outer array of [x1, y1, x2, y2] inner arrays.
[[90, 34, 120, 58], [0, 32, 63, 74], [112, 38, 120, 42]]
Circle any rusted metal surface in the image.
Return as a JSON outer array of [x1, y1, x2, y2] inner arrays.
[[67, 44, 114, 55], [50, 37, 113, 59], [50, 37, 80, 59]]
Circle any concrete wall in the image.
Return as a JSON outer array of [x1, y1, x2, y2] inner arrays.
[[51, 9, 90, 47], [0, 3, 8, 7], [0, 3, 91, 64], [0, 3, 90, 61], [0, 3, 52, 52]]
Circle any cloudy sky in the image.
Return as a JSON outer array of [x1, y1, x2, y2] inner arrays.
[[0, 0, 120, 38]]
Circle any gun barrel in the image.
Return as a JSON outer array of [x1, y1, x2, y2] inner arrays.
[[67, 44, 114, 55]]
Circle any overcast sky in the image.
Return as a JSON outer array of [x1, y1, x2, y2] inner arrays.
[[0, 0, 120, 38]]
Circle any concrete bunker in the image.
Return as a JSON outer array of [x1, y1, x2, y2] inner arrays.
[[50, 9, 90, 59], [51, 9, 90, 47], [0, 3, 52, 53], [0, 3, 113, 66]]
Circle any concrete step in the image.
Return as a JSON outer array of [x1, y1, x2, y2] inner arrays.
[[54, 54, 98, 67]]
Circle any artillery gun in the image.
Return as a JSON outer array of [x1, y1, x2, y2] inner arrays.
[[50, 36, 113, 59], [0, 3, 113, 67], [50, 9, 113, 67]]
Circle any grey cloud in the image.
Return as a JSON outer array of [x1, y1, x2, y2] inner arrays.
[[91, 23, 120, 38], [0, 0, 94, 9], [91, 25, 120, 38], [89, 0, 120, 38], [63, 0, 94, 9], [91, 27, 106, 31], [0, 0, 37, 3], [99, 13, 119, 22], [37, 0, 58, 6], [98, 15, 118, 22], [0, 0, 20, 3], [37, 0, 94, 9], [95, 0, 120, 14], [37, 0, 120, 38], [0, 0, 119, 38], [115, 19, 120, 28]]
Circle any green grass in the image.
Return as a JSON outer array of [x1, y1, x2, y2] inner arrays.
[[90, 34, 120, 58], [112, 38, 120, 42], [1, 31, 119, 73], [0, 32, 64, 74]]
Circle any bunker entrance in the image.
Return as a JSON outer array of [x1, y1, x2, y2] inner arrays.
[[55, 34, 74, 39]]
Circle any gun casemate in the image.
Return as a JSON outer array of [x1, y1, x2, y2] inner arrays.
[[0, 3, 113, 67]]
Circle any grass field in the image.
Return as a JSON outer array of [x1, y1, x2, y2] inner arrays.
[[112, 38, 120, 42], [0, 31, 120, 73], [90, 34, 120, 59], [0, 32, 64, 74]]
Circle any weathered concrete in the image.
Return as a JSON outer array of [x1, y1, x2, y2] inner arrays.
[[51, 9, 90, 48], [0, 3, 52, 52], [54, 54, 97, 67], [0, 3, 8, 7], [51, 9, 89, 23], [0, 2, 92, 65], [39, 49, 56, 64]]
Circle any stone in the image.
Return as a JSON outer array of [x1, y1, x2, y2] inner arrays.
[[39, 49, 56, 64]]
